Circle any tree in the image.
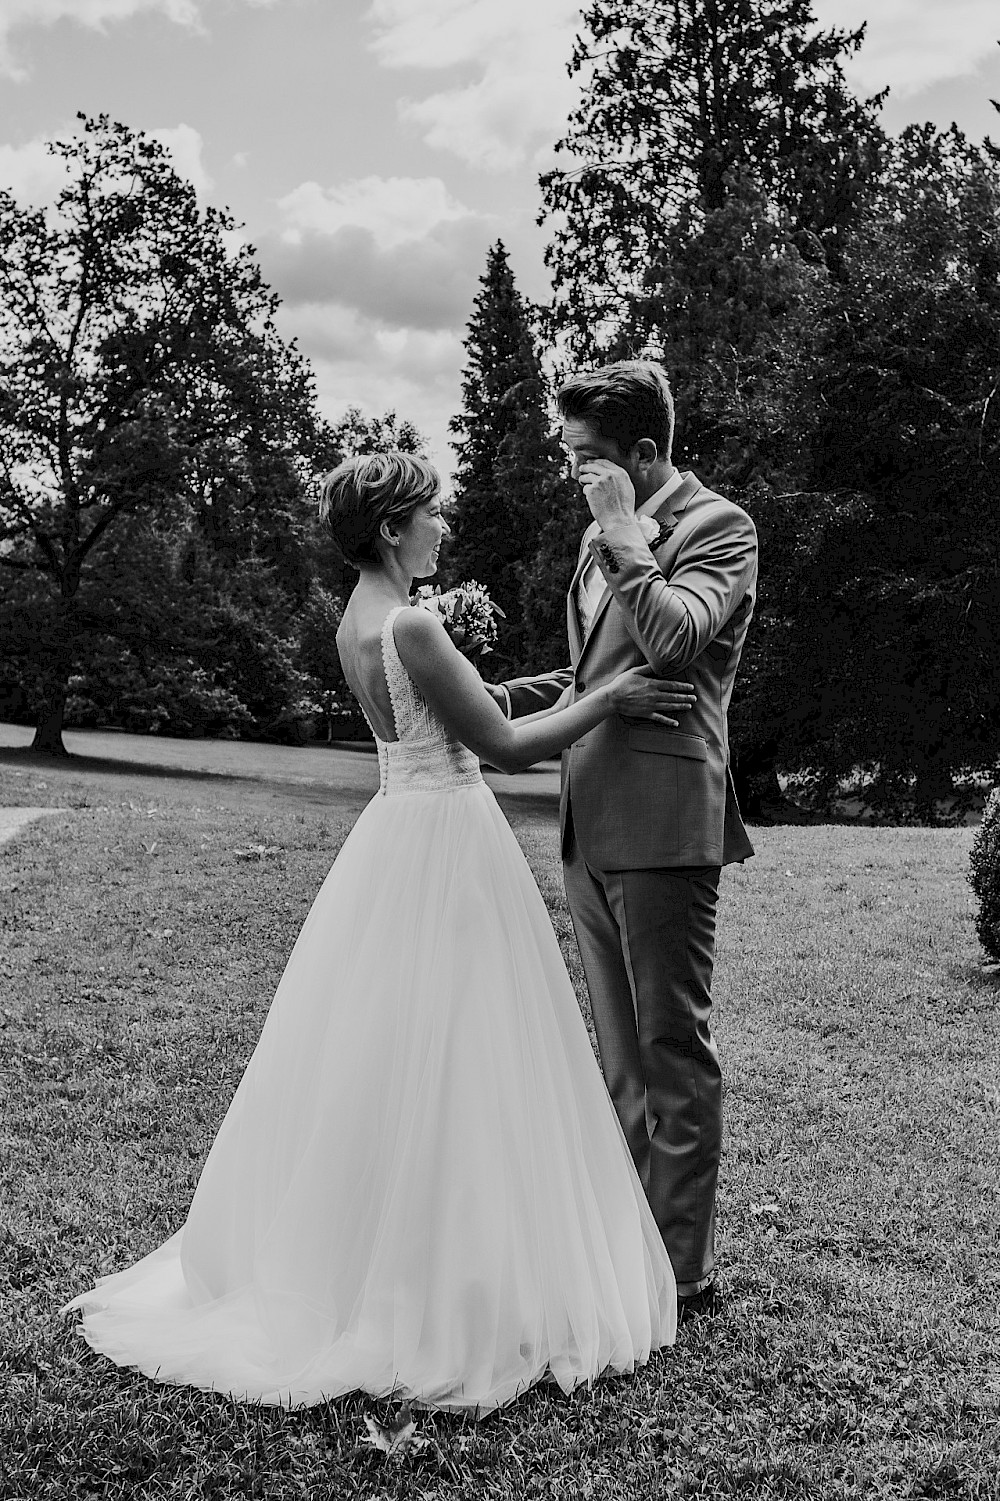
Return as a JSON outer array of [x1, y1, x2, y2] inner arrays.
[[447, 244, 563, 655], [292, 581, 343, 741], [305, 405, 428, 604], [326, 405, 425, 460], [0, 114, 323, 753], [794, 125, 1000, 812], [541, 0, 884, 355], [627, 172, 825, 488], [726, 482, 875, 815]]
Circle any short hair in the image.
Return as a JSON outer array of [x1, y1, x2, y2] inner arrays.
[[557, 360, 675, 459], [318, 452, 440, 570]]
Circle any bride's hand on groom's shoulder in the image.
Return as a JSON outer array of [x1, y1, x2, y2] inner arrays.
[[609, 666, 696, 728]]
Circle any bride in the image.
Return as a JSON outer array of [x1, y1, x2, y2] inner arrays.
[[63, 452, 693, 1412]]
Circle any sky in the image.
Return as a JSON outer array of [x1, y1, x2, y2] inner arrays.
[[1, 0, 999, 479]]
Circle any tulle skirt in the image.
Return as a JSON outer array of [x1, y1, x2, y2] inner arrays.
[[63, 780, 676, 1410]]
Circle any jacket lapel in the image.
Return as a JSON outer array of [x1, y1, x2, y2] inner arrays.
[[566, 521, 600, 664], [650, 470, 699, 529], [569, 521, 600, 596], [582, 576, 615, 640]]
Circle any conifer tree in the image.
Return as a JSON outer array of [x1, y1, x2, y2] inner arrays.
[[447, 241, 575, 671], [541, 0, 884, 355]]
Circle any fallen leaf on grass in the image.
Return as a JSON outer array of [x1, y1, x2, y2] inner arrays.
[[362, 1402, 429, 1461]]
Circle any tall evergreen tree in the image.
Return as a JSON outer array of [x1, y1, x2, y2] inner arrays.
[[447, 241, 574, 672], [632, 172, 825, 487], [541, 0, 884, 355]]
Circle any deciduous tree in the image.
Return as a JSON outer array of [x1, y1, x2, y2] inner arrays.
[[0, 115, 323, 752], [799, 125, 1000, 811]]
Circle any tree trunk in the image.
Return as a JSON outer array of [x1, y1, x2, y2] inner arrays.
[[30, 578, 78, 755], [32, 692, 69, 755], [731, 739, 784, 819], [914, 759, 954, 823]]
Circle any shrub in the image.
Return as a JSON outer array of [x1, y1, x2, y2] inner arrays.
[[969, 788, 1000, 962]]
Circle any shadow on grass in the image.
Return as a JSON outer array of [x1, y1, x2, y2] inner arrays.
[[0, 745, 255, 788], [0, 743, 560, 824], [960, 959, 1000, 993]]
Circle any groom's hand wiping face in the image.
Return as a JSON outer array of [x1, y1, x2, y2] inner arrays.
[[562, 415, 637, 531], [577, 459, 637, 531]]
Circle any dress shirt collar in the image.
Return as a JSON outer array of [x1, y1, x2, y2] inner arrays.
[[636, 468, 685, 519]]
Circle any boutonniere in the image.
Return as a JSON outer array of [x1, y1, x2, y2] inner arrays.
[[635, 514, 676, 550]]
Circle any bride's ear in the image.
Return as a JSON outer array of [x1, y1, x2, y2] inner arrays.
[[379, 520, 400, 549]]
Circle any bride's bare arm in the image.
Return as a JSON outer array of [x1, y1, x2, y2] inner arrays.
[[393, 610, 693, 774]]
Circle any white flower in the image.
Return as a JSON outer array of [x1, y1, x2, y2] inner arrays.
[[635, 514, 659, 544]]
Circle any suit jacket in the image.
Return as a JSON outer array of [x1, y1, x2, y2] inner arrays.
[[504, 471, 757, 871]]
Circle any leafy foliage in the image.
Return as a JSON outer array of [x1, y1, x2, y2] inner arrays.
[[515, 480, 590, 675], [447, 241, 578, 673], [537, 6, 1000, 811], [727, 484, 875, 814], [791, 126, 1000, 810], [325, 404, 425, 460], [0, 115, 325, 752], [632, 173, 826, 488], [293, 579, 364, 742], [542, 0, 884, 354], [969, 789, 1000, 962]]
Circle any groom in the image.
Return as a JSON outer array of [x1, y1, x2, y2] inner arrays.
[[491, 361, 757, 1318]]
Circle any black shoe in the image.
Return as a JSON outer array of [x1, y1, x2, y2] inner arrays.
[[677, 1281, 723, 1325]]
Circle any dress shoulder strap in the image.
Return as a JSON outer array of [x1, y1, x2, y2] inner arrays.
[[380, 605, 413, 741]]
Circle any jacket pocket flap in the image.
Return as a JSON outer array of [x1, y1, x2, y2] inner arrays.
[[627, 727, 708, 760]]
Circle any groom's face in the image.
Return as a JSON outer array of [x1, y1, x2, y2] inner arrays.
[[561, 417, 635, 485]]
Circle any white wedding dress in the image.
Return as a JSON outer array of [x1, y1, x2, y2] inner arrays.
[[63, 606, 676, 1411]]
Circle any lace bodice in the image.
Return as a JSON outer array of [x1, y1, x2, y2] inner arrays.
[[371, 605, 482, 796]]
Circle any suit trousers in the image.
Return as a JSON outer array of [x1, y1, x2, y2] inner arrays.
[[563, 822, 722, 1295]]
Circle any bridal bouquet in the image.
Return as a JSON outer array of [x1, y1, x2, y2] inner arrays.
[[413, 580, 505, 659]]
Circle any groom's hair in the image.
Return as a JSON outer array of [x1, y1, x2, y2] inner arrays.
[[557, 361, 675, 459], [319, 452, 440, 569]]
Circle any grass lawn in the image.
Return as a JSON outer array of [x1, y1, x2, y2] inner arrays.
[[1, 746, 998, 1500]]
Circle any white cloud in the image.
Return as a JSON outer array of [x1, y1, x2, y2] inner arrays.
[[369, 0, 1000, 166], [0, 134, 70, 203], [271, 174, 493, 331], [277, 300, 464, 478], [0, 122, 212, 206], [277, 174, 474, 251], [149, 123, 212, 195], [267, 173, 501, 477], [366, 0, 582, 170], [0, 0, 277, 79], [264, 219, 491, 331], [812, 0, 1000, 98]]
